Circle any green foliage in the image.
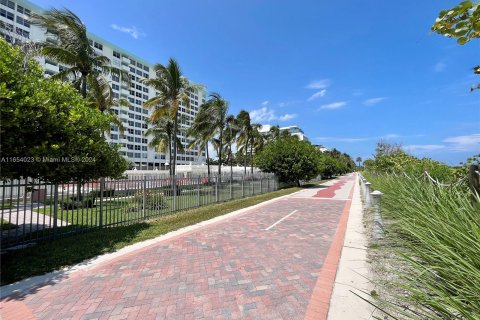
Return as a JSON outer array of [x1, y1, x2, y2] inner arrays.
[[0, 39, 128, 183], [132, 189, 168, 210], [432, 1, 480, 91], [364, 142, 454, 182], [256, 136, 323, 186], [60, 192, 97, 209], [365, 174, 480, 319]]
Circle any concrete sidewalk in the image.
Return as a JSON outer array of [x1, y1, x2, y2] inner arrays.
[[1, 174, 368, 320]]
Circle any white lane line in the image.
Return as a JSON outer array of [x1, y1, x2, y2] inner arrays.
[[265, 210, 298, 231]]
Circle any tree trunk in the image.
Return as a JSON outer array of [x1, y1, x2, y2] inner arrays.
[[206, 144, 210, 177], [81, 76, 87, 98], [168, 137, 172, 176], [218, 131, 223, 176], [250, 142, 254, 174], [229, 143, 233, 181], [172, 114, 178, 177], [244, 140, 248, 175]]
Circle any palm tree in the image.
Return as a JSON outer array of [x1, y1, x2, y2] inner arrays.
[[201, 93, 229, 176], [86, 76, 127, 133], [187, 102, 214, 177], [224, 115, 239, 179], [356, 156, 362, 169], [236, 110, 252, 175], [32, 9, 128, 99], [249, 124, 263, 174], [267, 125, 281, 142], [144, 114, 184, 175], [141, 58, 195, 176]]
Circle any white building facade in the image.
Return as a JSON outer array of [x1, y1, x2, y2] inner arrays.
[[1, 0, 206, 170]]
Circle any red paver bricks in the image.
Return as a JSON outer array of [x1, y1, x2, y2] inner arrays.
[[1, 175, 356, 320]]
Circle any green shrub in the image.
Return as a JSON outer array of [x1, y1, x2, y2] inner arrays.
[[366, 174, 480, 319], [60, 191, 97, 209], [132, 189, 167, 210]]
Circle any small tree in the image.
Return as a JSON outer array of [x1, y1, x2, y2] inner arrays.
[[256, 136, 321, 186], [0, 39, 128, 184]]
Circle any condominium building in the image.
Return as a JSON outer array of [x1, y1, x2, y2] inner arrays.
[[258, 124, 309, 142], [0, 0, 206, 170]]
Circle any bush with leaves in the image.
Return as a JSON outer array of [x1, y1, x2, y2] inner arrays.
[[256, 136, 322, 186], [0, 39, 128, 184]]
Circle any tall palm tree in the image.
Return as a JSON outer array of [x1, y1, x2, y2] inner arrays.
[[86, 76, 127, 133], [201, 93, 229, 176], [267, 125, 281, 142], [224, 115, 239, 179], [32, 9, 128, 99], [187, 103, 214, 177], [144, 114, 184, 175], [142, 58, 195, 176], [249, 124, 263, 174], [236, 110, 252, 174]]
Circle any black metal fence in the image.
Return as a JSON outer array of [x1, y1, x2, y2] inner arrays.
[[0, 173, 278, 249]]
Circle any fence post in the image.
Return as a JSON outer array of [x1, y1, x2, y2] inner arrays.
[[99, 177, 104, 227], [364, 182, 372, 207], [142, 175, 147, 218], [241, 175, 245, 198], [215, 176, 219, 203], [197, 176, 201, 207], [267, 177, 270, 192], [371, 190, 384, 240], [173, 175, 177, 211], [52, 184, 58, 239], [260, 178, 263, 194], [229, 175, 233, 200]]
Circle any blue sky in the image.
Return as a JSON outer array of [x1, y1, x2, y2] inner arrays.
[[32, 0, 479, 165]]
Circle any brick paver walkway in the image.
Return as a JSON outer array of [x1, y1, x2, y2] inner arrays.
[[1, 174, 355, 320]]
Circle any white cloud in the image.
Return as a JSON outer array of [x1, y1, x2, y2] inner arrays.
[[261, 100, 269, 106], [249, 107, 297, 123], [306, 79, 331, 90], [319, 101, 347, 110], [443, 133, 480, 151], [363, 97, 387, 106], [434, 61, 447, 73], [307, 89, 327, 101], [249, 107, 277, 123], [279, 113, 297, 121], [404, 144, 446, 152], [278, 100, 302, 107], [111, 24, 146, 39]]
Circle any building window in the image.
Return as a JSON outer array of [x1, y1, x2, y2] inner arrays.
[[143, 66, 149, 72], [129, 66, 135, 73], [136, 69, 142, 76], [137, 62, 143, 69], [112, 74, 119, 82], [0, 8, 14, 20], [113, 51, 120, 58], [142, 138, 148, 144], [16, 16, 30, 27], [141, 146, 147, 151], [128, 97, 134, 103], [135, 137, 141, 143], [135, 99, 142, 105], [135, 153, 141, 158], [113, 92, 119, 99], [110, 134, 118, 140], [17, 5, 30, 16], [143, 73, 149, 79], [128, 129, 134, 134], [135, 84, 142, 90], [135, 145, 141, 151], [142, 94, 148, 100], [135, 122, 141, 128], [93, 41, 103, 50], [112, 84, 119, 91], [1, 0, 15, 9], [142, 109, 148, 115]]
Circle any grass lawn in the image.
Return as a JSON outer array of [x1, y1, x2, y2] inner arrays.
[[1, 185, 305, 285], [32, 182, 266, 228]]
